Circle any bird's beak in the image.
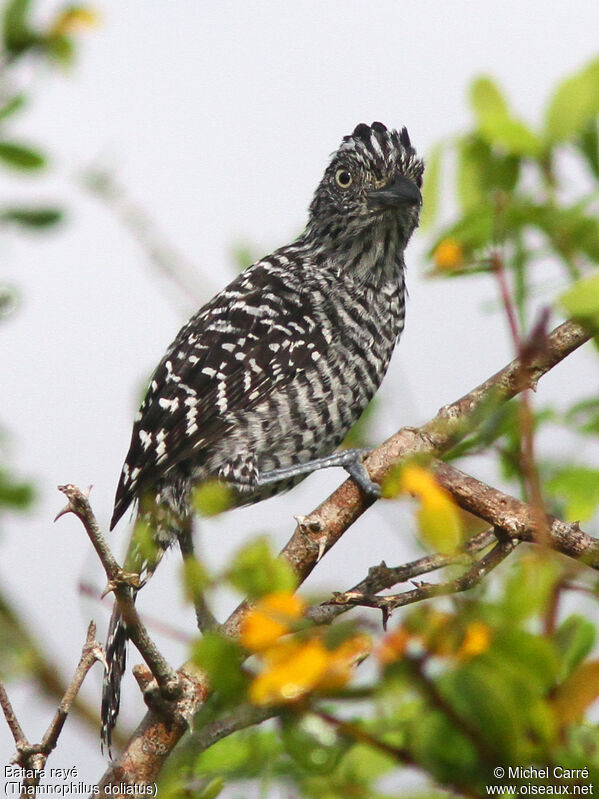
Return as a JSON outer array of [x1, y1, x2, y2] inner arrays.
[[368, 175, 422, 209]]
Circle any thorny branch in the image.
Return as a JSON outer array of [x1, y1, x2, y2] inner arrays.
[[307, 528, 498, 626], [0, 622, 104, 797], [324, 533, 517, 619], [56, 485, 181, 701], [94, 318, 592, 794]]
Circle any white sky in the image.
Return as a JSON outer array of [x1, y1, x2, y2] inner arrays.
[[2, 0, 599, 790]]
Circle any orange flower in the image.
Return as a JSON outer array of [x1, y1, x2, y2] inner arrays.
[[457, 621, 492, 660], [249, 639, 330, 705], [378, 628, 410, 665], [248, 634, 371, 706], [318, 634, 372, 690], [240, 592, 306, 652], [433, 238, 464, 271]]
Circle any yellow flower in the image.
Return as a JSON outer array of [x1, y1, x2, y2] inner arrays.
[[248, 634, 371, 705], [249, 639, 330, 705], [399, 464, 462, 553], [318, 634, 372, 690], [457, 621, 492, 660], [240, 592, 306, 652], [51, 6, 99, 36], [433, 238, 464, 271]]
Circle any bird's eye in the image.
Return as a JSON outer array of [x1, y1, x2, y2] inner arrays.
[[335, 168, 353, 189]]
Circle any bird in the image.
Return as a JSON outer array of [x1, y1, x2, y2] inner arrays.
[[101, 121, 424, 752]]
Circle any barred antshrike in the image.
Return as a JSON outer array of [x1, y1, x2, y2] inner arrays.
[[101, 122, 424, 751]]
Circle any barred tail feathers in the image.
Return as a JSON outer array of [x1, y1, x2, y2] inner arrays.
[[101, 597, 130, 755]]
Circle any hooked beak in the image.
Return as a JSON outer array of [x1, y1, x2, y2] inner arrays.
[[368, 175, 422, 209]]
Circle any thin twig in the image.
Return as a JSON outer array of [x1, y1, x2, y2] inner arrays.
[[325, 535, 517, 615], [0, 679, 27, 750], [307, 528, 497, 626], [38, 622, 106, 756], [1, 623, 105, 797]]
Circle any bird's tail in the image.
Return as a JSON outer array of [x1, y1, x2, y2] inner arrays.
[[101, 593, 132, 755], [100, 495, 189, 754]]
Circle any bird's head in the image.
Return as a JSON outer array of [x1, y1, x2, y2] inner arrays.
[[307, 122, 424, 252]]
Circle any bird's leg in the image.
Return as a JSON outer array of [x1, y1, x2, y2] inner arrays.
[[177, 520, 218, 633], [255, 449, 381, 499]]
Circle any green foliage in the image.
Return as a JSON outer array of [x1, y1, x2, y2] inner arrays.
[[470, 77, 542, 157], [193, 480, 234, 517], [555, 615, 597, 678], [0, 140, 45, 170], [545, 465, 599, 522], [545, 58, 599, 142], [2, 0, 35, 56], [0, 467, 34, 510], [0, 206, 63, 228], [227, 536, 297, 599], [560, 273, 599, 328], [192, 633, 247, 702]]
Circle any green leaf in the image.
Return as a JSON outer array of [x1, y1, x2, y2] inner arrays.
[[471, 76, 509, 122], [470, 77, 541, 157], [546, 466, 599, 522], [191, 728, 281, 778], [578, 119, 599, 178], [3, 0, 36, 55], [0, 469, 35, 510], [409, 708, 479, 785], [420, 142, 442, 229], [0, 141, 46, 170], [227, 537, 297, 599], [0, 286, 19, 319], [191, 632, 247, 700], [181, 557, 210, 604], [44, 33, 75, 66], [457, 136, 488, 211], [197, 779, 224, 799], [560, 273, 599, 326], [555, 615, 596, 678], [0, 207, 63, 228], [193, 480, 234, 517], [430, 206, 494, 257], [0, 94, 25, 122], [545, 58, 599, 142], [335, 740, 396, 783], [500, 552, 562, 626]]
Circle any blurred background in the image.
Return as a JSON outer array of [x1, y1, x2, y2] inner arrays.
[[2, 0, 599, 791]]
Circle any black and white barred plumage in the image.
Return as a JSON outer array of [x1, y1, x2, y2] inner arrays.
[[101, 122, 424, 752]]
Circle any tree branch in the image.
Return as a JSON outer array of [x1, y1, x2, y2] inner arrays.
[[433, 461, 599, 566], [307, 528, 498, 626], [1, 622, 104, 796], [97, 318, 592, 793], [324, 534, 517, 616], [56, 485, 181, 700]]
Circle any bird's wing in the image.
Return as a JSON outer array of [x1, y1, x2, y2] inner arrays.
[[111, 263, 331, 528]]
